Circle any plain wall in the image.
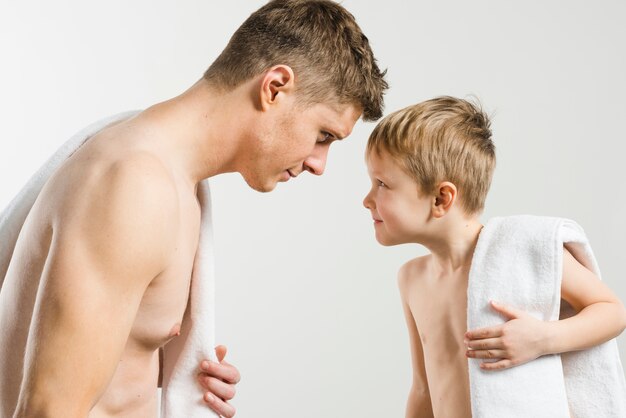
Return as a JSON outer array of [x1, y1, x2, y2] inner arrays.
[[1, 1, 625, 416]]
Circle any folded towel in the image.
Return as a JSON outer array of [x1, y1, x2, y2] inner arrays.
[[161, 178, 219, 417], [0, 111, 218, 417], [467, 215, 626, 417]]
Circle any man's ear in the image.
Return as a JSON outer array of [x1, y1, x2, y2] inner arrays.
[[259, 65, 295, 111], [431, 181, 457, 218]]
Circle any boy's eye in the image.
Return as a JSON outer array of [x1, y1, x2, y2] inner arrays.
[[377, 180, 387, 188]]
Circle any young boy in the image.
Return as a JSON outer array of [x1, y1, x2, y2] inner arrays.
[[362, 96, 626, 418]]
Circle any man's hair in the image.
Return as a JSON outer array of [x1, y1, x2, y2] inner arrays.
[[203, 0, 387, 121], [367, 96, 496, 214]]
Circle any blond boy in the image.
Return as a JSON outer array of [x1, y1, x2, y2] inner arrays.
[[362, 97, 626, 417]]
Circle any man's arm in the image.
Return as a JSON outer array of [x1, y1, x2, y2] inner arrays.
[[465, 247, 626, 369], [398, 264, 434, 418], [14, 157, 178, 417]]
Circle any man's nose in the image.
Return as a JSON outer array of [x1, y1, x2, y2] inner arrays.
[[303, 145, 330, 176]]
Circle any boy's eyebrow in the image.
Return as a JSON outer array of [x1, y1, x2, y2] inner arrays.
[[369, 168, 387, 178]]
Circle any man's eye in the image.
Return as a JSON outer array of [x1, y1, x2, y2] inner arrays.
[[318, 132, 333, 143]]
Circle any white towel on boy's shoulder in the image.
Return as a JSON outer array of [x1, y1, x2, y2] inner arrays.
[[0, 111, 218, 417], [467, 215, 626, 418]]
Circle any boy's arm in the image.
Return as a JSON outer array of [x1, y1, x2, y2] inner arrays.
[[544, 247, 626, 353], [465, 247, 626, 370], [398, 265, 434, 418]]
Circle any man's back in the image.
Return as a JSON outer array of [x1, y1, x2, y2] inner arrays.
[[0, 117, 202, 417]]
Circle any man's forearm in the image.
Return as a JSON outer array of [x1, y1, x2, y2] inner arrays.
[[405, 386, 434, 418], [13, 390, 89, 418]]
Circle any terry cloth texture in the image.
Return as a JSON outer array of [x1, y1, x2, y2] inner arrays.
[[467, 215, 626, 418]]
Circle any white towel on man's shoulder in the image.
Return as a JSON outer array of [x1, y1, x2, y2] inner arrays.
[[0, 111, 218, 417], [467, 215, 626, 418]]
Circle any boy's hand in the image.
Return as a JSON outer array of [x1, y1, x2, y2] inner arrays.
[[197, 345, 241, 417], [464, 301, 549, 370]]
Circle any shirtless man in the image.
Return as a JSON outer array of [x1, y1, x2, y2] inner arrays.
[[0, 1, 388, 417]]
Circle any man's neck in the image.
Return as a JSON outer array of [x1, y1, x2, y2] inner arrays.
[[134, 78, 255, 187]]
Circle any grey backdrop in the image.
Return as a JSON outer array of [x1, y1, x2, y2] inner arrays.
[[1, 1, 625, 416]]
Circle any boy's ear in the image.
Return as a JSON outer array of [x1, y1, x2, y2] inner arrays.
[[258, 65, 295, 111], [431, 181, 457, 218]]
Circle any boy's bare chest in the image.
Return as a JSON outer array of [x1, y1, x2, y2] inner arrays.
[[410, 275, 468, 351], [408, 272, 472, 416]]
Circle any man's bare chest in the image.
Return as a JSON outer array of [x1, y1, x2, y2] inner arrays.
[[128, 200, 201, 351]]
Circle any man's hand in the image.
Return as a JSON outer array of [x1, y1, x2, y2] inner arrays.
[[464, 301, 549, 370], [198, 345, 241, 417]]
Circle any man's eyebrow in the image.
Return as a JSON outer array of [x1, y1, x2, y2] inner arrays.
[[327, 128, 346, 140]]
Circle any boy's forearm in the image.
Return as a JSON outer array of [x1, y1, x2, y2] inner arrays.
[[543, 302, 626, 355]]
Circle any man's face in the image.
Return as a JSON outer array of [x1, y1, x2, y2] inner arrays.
[[363, 150, 433, 246], [244, 100, 362, 192]]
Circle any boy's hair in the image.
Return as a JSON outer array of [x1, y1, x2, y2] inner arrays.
[[203, 0, 387, 121], [367, 96, 496, 214]]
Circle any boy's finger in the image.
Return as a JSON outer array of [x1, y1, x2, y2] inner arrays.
[[465, 325, 502, 341], [465, 337, 501, 350], [466, 349, 506, 359], [489, 300, 524, 320], [201, 360, 241, 384], [479, 359, 513, 371], [198, 375, 236, 401], [204, 392, 236, 418]]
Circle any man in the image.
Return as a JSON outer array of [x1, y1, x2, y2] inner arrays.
[[0, 0, 387, 417]]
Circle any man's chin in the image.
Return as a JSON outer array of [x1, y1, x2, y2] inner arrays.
[[242, 175, 278, 193], [254, 184, 277, 193]]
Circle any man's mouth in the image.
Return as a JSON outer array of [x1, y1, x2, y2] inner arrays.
[[287, 169, 296, 178]]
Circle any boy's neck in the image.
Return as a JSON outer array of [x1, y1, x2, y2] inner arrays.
[[423, 217, 484, 276]]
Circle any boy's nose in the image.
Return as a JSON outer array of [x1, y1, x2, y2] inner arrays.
[[303, 145, 329, 176], [363, 190, 374, 209]]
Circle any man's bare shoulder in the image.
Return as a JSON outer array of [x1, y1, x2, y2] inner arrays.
[[50, 152, 181, 272], [56, 151, 176, 208], [397, 254, 431, 294]]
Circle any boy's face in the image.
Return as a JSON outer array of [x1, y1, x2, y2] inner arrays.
[[363, 150, 433, 246]]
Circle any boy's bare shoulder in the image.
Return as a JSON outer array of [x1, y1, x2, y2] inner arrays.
[[397, 255, 431, 293]]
